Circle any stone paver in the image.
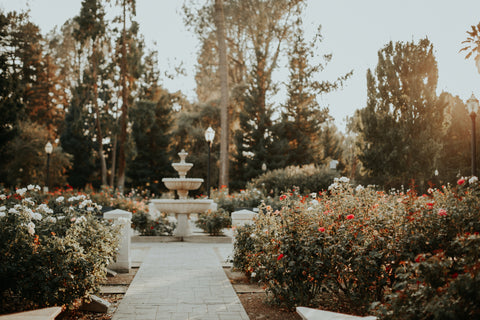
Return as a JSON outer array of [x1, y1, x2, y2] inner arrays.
[[113, 242, 249, 320]]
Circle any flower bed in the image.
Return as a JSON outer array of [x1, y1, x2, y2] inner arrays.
[[0, 186, 120, 314], [233, 178, 480, 318]]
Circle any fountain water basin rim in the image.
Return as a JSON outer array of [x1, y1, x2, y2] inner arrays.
[[151, 198, 214, 214], [162, 178, 204, 191]]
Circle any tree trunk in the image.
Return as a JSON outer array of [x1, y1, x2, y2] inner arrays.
[[214, 0, 229, 190], [117, 1, 128, 192], [92, 40, 108, 186]]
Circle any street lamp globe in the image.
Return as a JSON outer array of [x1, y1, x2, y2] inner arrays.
[[467, 93, 479, 115], [45, 141, 53, 154], [205, 127, 215, 144]]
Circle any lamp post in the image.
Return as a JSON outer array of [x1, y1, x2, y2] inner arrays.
[[467, 93, 479, 176], [44, 142, 53, 192], [205, 127, 215, 198]]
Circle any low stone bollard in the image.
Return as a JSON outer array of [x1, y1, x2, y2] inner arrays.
[[296, 307, 377, 320], [231, 209, 257, 227], [104, 209, 132, 273]]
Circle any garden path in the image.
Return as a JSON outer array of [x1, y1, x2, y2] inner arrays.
[[112, 241, 249, 320]]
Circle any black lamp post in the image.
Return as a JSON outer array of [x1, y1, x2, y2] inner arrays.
[[45, 141, 53, 192], [467, 94, 479, 177], [205, 127, 215, 198]]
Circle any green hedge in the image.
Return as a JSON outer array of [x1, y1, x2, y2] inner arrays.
[[249, 164, 337, 196]]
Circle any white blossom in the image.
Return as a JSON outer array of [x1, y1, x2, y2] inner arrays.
[[31, 212, 43, 220], [355, 185, 365, 193], [44, 216, 57, 223], [74, 215, 87, 224], [0, 206, 5, 211], [22, 198, 35, 206], [56, 196, 65, 203], [37, 203, 53, 214], [8, 208, 18, 214], [0, 194, 6, 200], [27, 184, 35, 190], [16, 188, 27, 196], [0, 212, 5, 218], [27, 222, 35, 235], [469, 176, 478, 184]]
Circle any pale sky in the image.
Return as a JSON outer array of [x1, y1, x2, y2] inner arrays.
[[1, 0, 480, 131]]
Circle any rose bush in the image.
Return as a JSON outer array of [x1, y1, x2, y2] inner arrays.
[[233, 177, 480, 317], [0, 186, 120, 313], [195, 209, 231, 236]]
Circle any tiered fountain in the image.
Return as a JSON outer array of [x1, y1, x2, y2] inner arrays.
[[151, 150, 214, 237]]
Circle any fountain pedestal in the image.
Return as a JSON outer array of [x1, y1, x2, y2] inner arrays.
[[152, 150, 215, 238]]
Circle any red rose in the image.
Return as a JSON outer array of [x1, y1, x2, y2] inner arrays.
[[346, 214, 354, 220], [457, 178, 465, 185], [318, 227, 325, 232], [277, 253, 284, 261]]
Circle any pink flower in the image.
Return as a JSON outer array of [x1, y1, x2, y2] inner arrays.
[[438, 209, 447, 216], [318, 227, 325, 232], [346, 214, 355, 220], [457, 178, 465, 185], [277, 253, 284, 261]]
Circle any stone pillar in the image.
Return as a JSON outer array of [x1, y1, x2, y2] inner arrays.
[[104, 209, 132, 273]]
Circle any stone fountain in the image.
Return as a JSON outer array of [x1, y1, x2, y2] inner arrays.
[[150, 150, 214, 237]]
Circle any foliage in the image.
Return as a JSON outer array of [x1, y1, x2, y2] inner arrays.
[[128, 91, 179, 194], [130, 210, 175, 236], [249, 164, 338, 196], [354, 38, 445, 190], [212, 186, 265, 213], [274, 25, 350, 167], [0, 186, 120, 313], [195, 209, 231, 236], [3, 121, 72, 187], [233, 177, 480, 317]]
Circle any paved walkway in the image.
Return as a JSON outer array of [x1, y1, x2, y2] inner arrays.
[[112, 241, 249, 320]]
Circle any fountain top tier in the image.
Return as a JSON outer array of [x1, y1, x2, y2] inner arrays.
[[162, 149, 204, 200], [172, 149, 193, 178]]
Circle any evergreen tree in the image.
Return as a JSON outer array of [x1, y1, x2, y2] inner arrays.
[[128, 89, 180, 194], [60, 85, 95, 188], [355, 39, 445, 189], [436, 92, 475, 183], [274, 25, 349, 167]]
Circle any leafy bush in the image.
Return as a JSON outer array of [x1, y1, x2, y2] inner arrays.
[[0, 186, 120, 313], [233, 177, 480, 317], [233, 224, 256, 275], [131, 210, 175, 236], [249, 164, 337, 196], [212, 186, 265, 213], [372, 234, 480, 320], [195, 209, 231, 236]]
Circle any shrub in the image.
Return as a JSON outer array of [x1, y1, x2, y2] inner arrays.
[[195, 209, 231, 236], [249, 164, 337, 196], [131, 211, 175, 236], [233, 224, 256, 275], [212, 186, 265, 213], [0, 186, 120, 313], [234, 177, 480, 316]]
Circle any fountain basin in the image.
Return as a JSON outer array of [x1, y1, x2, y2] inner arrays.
[[162, 178, 203, 191], [151, 199, 214, 215]]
